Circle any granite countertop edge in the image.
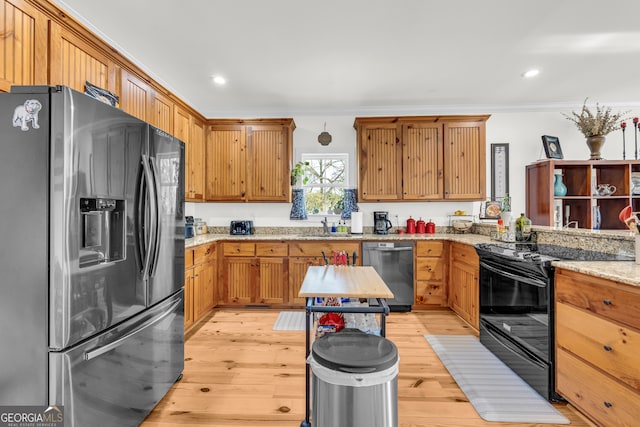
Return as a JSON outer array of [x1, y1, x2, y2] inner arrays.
[[185, 232, 492, 247], [551, 260, 640, 288], [186, 232, 639, 288]]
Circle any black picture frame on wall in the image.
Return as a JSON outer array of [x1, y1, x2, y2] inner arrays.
[[542, 135, 564, 159], [490, 143, 509, 201]]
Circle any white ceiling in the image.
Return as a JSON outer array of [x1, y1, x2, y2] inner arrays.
[[54, 0, 640, 118]]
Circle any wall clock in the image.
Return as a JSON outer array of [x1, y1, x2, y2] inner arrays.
[[491, 143, 509, 201]]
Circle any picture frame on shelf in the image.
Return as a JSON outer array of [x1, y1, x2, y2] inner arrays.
[[541, 135, 563, 159], [480, 200, 502, 219]]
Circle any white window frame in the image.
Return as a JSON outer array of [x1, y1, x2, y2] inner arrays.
[[301, 153, 349, 219]]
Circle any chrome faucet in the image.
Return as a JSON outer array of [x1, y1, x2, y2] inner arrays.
[[564, 221, 579, 229], [321, 217, 329, 235]]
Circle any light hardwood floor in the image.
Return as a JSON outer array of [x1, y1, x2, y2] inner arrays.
[[141, 309, 594, 427]]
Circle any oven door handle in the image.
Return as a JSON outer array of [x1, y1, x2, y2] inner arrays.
[[480, 261, 547, 288]]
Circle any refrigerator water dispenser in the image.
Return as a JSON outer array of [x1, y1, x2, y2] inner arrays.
[[80, 198, 125, 266]]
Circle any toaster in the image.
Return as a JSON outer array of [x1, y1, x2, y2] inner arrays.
[[230, 220, 254, 235]]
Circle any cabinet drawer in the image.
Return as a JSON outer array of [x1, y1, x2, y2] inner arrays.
[[185, 249, 194, 269], [450, 242, 478, 266], [556, 269, 640, 330], [556, 302, 640, 391], [415, 241, 443, 257], [256, 242, 288, 257], [223, 242, 256, 257], [288, 241, 360, 258], [557, 348, 640, 427], [194, 243, 216, 264], [415, 258, 445, 281], [415, 281, 444, 306]]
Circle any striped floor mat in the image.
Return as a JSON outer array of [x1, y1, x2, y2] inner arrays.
[[272, 311, 306, 331], [425, 335, 569, 424]]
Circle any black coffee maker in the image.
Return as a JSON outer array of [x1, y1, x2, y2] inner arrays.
[[374, 211, 393, 234]]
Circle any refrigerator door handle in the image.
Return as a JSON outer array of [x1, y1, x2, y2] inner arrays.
[[135, 162, 147, 271], [83, 297, 181, 361], [141, 154, 157, 281], [147, 156, 161, 278]]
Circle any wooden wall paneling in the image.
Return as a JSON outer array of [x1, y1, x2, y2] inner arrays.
[[358, 123, 402, 201], [443, 121, 486, 200], [1, 0, 48, 92], [402, 122, 443, 199], [247, 125, 289, 201], [206, 125, 246, 201]]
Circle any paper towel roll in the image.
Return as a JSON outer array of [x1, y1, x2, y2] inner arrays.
[[351, 212, 363, 234]]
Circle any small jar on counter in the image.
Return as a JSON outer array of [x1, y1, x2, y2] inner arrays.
[[194, 218, 207, 235]]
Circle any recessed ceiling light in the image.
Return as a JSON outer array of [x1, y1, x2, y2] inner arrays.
[[523, 69, 540, 78], [212, 76, 226, 85]]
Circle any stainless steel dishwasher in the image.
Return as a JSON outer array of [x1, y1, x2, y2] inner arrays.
[[362, 241, 414, 311]]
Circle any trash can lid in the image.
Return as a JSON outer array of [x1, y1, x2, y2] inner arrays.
[[312, 328, 398, 373]]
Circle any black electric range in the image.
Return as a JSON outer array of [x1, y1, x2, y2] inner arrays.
[[474, 241, 633, 401]]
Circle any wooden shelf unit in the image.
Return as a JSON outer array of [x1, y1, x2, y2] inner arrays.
[[526, 159, 640, 230]]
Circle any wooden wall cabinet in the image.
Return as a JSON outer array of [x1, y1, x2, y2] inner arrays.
[[414, 241, 447, 307], [1, 0, 49, 91], [526, 159, 640, 230], [448, 242, 479, 330], [175, 105, 205, 202], [206, 119, 295, 202], [221, 242, 289, 306], [288, 241, 362, 306], [555, 268, 640, 426], [354, 115, 489, 202]]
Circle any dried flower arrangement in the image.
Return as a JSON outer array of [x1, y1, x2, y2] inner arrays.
[[563, 98, 628, 137]]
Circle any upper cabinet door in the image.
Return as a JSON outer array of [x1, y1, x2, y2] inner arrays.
[[358, 122, 402, 201], [246, 124, 290, 201], [189, 116, 205, 201], [443, 121, 486, 200], [1, 0, 48, 92], [206, 125, 247, 201], [120, 69, 151, 122], [49, 21, 113, 94], [402, 122, 443, 200], [150, 90, 173, 135]]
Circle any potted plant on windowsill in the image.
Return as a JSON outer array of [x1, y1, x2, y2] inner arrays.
[[291, 161, 310, 187], [290, 161, 309, 220], [563, 99, 628, 160]]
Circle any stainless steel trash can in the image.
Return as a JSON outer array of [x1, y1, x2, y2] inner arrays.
[[309, 328, 398, 427]]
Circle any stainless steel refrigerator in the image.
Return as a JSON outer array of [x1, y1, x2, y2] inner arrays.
[[0, 86, 185, 426]]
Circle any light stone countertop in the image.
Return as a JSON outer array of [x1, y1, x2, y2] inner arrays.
[[185, 232, 492, 248], [186, 231, 639, 288], [552, 261, 640, 288]]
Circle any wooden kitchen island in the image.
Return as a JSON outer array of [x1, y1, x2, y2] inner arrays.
[[298, 265, 394, 427]]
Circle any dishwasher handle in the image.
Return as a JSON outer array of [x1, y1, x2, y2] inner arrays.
[[369, 247, 413, 252]]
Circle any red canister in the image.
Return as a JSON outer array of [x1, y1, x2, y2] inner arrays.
[[406, 216, 416, 234], [426, 219, 435, 234], [416, 218, 426, 234]]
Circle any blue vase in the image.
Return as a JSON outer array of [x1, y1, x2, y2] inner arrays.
[[289, 188, 307, 220], [554, 173, 567, 197]]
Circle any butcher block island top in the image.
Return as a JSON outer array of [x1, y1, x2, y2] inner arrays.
[[299, 265, 394, 299]]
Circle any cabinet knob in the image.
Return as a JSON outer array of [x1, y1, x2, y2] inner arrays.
[[603, 299, 612, 305], [603, 345, 613, 352], [603, 401, 613, 408]]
